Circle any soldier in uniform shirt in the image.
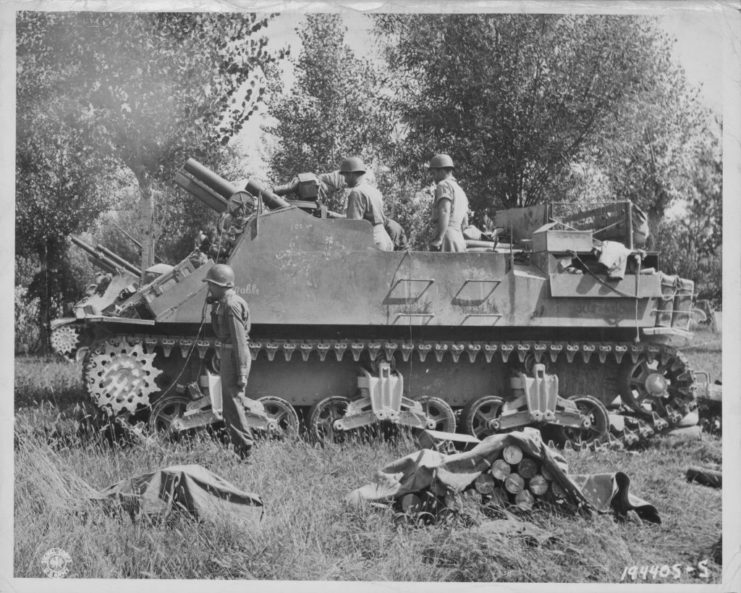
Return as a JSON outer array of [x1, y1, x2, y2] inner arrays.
[[338, 157, 394, 251], [203, 263, 254, 459], [428, 154, 470, 252]]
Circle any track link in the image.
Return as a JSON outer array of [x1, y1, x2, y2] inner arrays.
[[82, 334, 696, 446]]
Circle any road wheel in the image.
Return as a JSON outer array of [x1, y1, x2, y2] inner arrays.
[[308, 396, 351, 443], [562, 395, 609, 448], [416, 395, 456, 433], [148, 394, 189, 435], [462, 395, 505, 439], [258, 396, 300, 438]]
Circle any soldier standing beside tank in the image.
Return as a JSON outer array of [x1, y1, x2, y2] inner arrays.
[[428, 154, 470, 252], [203, 264, 254, 459], [338, 157, 394, 251]]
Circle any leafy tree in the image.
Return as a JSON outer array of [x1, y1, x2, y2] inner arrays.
[[15, 90, 113, 351], [265, 13, 393, 211], [17, 11, 281, 270], [17, 12, 283, 350], [373, 14, 707, 226], [654, 124, 722, 303]]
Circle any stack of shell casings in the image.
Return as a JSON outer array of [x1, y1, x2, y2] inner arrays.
[[468, 444, 562, 510]]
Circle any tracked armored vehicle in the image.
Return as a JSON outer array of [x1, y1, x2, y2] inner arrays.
[[53, 159, 699, 444]]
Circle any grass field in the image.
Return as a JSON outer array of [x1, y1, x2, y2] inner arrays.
[[13, 328, 723, 582]]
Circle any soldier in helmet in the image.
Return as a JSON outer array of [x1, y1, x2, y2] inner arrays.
[[202, 263, 254, 459], [339, 157, 394, 251], [428, 154, 470, 252]]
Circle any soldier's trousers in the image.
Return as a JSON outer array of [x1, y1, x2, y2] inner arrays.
[[219, 346, 254, 457]]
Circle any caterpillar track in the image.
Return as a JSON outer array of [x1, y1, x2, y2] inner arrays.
[[82, 332, 696, 447]]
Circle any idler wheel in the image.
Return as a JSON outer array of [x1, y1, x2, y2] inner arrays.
[[415, 396, 456, 433], [462, 395, 505, 439], [619, 351, 693, 416], [51, 324, 79, 360], [308, 396, 350, 442], [562, 395, 609, 448], [148, 394, 190, 435], [258, 396, 300, 438]]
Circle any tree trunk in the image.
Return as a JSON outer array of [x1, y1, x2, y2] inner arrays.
[[134, 168, 156, 278], [37, 240, 52, 355]]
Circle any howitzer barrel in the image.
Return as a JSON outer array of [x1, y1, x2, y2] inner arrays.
[[183, 158, 291, 211], [96, 245, 142, 277], [70, 235, 140, 277], [87, 256, 118, 275], [245, 178, 291, 211], [174, 171, 229, 213], [70, 235, 98, 258], [184, 158, 239, 199]]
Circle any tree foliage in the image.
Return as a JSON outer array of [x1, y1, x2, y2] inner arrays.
[[17, 12, 280, 263], [654, 124, 722, 302], [373, 14, 707, 224], [18, 12, 278, 176], [16, 45, 115, 351], [265, 13, 393, 210], [16, 12, 282, 349]]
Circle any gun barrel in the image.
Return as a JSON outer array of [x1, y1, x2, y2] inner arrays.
[[245, 178, 291, 210], [86, 254, 118, 275], [70, 235, 98, 257], [71, 236, 141, 276], [184, 158, 238, 200], [181, 158, 292, 211], [174, 171, 229, 213], [96, 245, 142, 277]]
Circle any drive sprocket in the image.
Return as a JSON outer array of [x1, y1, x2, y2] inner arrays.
[[51, 324, 79, 360], [84, 337, 163, 414]]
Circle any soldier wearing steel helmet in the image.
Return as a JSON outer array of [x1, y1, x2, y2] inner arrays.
[[338, 157, 394, 251], [428, 154, 470, 252], [203, 263, 254, 459]]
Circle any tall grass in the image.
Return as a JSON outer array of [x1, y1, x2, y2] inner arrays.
[[14, 415, 722, 582], [13, 337, 723, 582]]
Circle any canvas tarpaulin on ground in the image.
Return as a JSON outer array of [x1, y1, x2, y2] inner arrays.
[[92, 463, 263, 526], [346, 428, 659, 523]]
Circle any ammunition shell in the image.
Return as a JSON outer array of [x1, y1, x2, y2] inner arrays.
[[528, 474, 549, 496], [474, 473, 496, 495], [491, 458, 512, 481], [504, 472, 525, 494], [503, 444, 524, 465], [518, 457, 539, 479]]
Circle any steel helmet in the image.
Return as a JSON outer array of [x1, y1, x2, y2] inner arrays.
[[202, 263, 235, 288], [339, 157, 366, 174], [428, 154, 455, 169]]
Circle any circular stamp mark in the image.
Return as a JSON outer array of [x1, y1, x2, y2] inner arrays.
[[41, 547, 72, 578]]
